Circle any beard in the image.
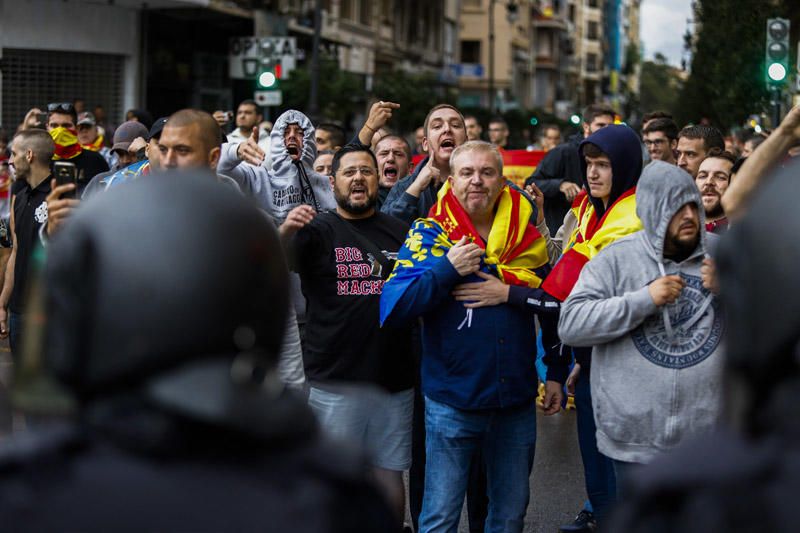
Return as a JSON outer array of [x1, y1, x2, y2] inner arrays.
[[334, 187, 377, 215], [703, 194, 725, 219], [664, 229, 700, 262]]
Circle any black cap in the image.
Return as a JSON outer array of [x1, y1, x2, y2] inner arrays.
[[149, 117, 169, 141]]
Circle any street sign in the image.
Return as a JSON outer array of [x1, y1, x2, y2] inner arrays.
[[453, 63, 485, 77], [229, 37, 297, 80], [254, 90, 282, 107]]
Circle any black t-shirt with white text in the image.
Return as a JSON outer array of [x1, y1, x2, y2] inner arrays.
[[290, 211, 413, 392]]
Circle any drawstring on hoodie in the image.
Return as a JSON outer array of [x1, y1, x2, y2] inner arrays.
[[457, 308, 473, 330], [657, 262, 677, 342], [294, 160, 322, 212]]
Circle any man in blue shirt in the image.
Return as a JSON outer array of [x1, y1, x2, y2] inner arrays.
[[381, 141, 567, 532]]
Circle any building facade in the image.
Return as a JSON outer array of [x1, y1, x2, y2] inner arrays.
[[457, 0, 534, 111]]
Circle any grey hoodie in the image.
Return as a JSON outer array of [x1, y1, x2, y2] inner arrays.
[[217, 109, 336, 223], [559, 161, 725, 463]]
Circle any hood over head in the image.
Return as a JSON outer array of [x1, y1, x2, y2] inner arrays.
[[716, 158, 800, 435], [636, 160, 706, 262], [270, 109, 317, 175], [579, 125, 643, 217]]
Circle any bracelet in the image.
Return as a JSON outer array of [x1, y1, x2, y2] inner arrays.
[[364, 124, 375, 133]]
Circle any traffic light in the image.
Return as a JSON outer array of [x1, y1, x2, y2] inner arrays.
[[765, 18, 790, 85], [570, 114, 581, 125], [257, 58, 281, 89], [529, 116, 539, 126]]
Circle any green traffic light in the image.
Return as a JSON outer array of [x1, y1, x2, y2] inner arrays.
[[767, 62, 787, 82], [258, 71, 277, 88], [530, 117, 539, 126], [570, 114, 581, 125]]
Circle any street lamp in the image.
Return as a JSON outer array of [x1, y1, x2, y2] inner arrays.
[[488, 1, 520, 114]]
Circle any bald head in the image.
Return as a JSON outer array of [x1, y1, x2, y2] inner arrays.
[[159, 109, 222, 171]]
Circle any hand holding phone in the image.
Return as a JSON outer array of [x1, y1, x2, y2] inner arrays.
[[53, 161, 77, 199]]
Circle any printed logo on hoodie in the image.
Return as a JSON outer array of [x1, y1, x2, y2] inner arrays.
[[631, 274, 723, 369]]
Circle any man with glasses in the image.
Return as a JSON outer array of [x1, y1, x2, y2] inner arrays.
[[278, 143, 415, 530], [642, 118, 679, 166], [46, 102, 109, 194], [488, 117, 511, 149]]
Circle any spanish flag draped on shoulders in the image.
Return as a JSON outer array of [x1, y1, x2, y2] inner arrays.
[[541, 124, 645, 302], [379, 161, 570, 408], [380, 179, 551, 327]]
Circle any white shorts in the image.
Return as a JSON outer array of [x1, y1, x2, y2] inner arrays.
[[308, 384, 414, 471]]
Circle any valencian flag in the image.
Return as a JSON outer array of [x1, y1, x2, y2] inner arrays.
[[50, 127, 83, 160], [380, 179, 549, 325], [411, 149, 545, 187], [541, 188, 642, 301]]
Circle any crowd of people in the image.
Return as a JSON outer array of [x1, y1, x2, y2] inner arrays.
[[0, 95, 798, 533]]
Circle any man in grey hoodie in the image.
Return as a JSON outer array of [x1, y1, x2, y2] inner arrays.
[[217, 109, 336, 220], [218, 109, 337, 385], [558, 160, 725, 493]]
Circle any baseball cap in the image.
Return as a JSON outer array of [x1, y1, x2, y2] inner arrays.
[[112, 120, 149, 154], [77, 112, 97, 127], [149, 117, 169, 141]]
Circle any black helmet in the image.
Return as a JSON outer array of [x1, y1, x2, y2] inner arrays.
[[44, 172, 289, 409], [715, 158, 800, 433]]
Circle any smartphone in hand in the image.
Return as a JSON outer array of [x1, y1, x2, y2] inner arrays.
[[53, 161, 77, 199]]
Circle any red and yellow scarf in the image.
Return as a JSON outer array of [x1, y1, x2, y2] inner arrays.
[[81, 134, 104, 152], [50, 127, 83, 160], [428, 181, 549, 287], [541, 188, 642, 301]]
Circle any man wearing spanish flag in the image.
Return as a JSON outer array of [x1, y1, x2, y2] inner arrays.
[[544, 124, 644, 532], [380, 141, 567, 532]]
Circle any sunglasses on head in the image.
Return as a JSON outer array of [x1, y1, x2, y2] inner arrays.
[[47, 102, 75, 114]]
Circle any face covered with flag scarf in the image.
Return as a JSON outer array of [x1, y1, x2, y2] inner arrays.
[[48, 112, 82, 160], [448, 145, 505, 220]]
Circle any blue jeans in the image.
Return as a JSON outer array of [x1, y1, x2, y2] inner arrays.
[[574, 365, 616, 524], [611, 459, 641, 501], [420, 396, 537, 533]]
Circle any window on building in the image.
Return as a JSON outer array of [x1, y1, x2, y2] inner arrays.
[[587, 0, 598, 7], [340, 0, 355, 20], [588, 21, 598, 40], [586, 52, 598, 72], [461, 40, 481, 64], [568, 4, 576, 22], [360, 0, 372, 25]]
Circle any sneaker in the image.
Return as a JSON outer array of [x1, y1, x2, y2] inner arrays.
[[559, 510, 597, 532]]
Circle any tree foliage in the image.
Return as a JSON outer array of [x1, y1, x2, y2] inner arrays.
[[639, 54, 683, 118], [279, 58, 364, 124], [678, 0, 798, 130]]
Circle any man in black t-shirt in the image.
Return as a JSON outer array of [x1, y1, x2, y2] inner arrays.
[[279, 144, 414, 527], [0, 130, 55, 359]]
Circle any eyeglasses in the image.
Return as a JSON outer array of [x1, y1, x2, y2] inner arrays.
[[340, 166, 376, 177], [47, 102, 75, 114], [643, 138, 668, 147]]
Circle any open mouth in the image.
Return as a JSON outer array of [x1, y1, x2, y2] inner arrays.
[[383, 165, 398, 181], [286, 145, 299, 155], [350, 184, 367, 198], [440, 139, 455, 150]]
